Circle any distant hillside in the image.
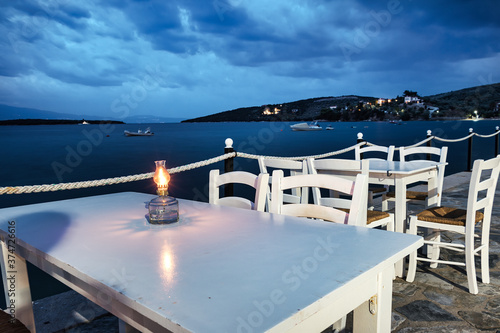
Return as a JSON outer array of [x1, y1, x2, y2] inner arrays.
[[0, 104, 185, 123], [0, 104, 86, 120], [423, 83, 500, 118], [183, 95, 379, 122], [0, 119, 124, 125], [123, 114, 186, 123], [183, 83, 500, 122]]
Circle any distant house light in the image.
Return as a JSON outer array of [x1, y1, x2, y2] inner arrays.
[[263, 107, 280, 115], [404, 96, 421, 104]]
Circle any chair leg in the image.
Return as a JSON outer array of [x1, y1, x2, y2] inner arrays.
[[381, 194, 388, 212], [481, 243, 490, 284], [465, 232, 479, 294], [481, 224, 491, 285], [387, 218, 394, 232], [368, 191, 374, 210], [429, 231, 440, 269], [406, 216, 418, 282]]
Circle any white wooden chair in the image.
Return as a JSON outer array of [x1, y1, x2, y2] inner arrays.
[[406, 155, 500, 294], [270, 170, 368, 227], [355, 144, 395, 208], [385, 146, 448, 210], [209, 170, 269, 212], [307, 158, 394, 230], [258, 157, 308, 211]]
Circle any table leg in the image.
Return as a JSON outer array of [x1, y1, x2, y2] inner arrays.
[[393, 177, 407, 277], [0, 241, 36, 332], [353, 267, 393, 332]]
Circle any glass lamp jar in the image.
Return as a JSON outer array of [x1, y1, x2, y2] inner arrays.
[[148, 195, 179, 224]]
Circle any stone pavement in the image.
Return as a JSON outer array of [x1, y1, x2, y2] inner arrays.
[[10, 172, 500, 332]]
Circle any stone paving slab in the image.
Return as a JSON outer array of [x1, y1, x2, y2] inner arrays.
[[29, 172, 500, 332]]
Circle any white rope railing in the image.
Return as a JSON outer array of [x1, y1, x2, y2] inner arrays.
[[432, 133, 474, 143], [365, 136, 435, 150], [0, 152, 236, 195], [364, 130, 500, 146], [236, 142, 364, 161], [475, 130, 500, 138]]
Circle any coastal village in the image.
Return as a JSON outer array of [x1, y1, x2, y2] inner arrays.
[[183, 82, 500, 123]]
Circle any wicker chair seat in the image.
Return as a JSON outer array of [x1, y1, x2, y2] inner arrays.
[[386, 190, 428, 201], [368, 186, 387, 194], [416, 206, 484, 226], [338, 208, 390, 224]]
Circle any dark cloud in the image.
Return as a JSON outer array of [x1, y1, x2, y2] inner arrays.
[[7, 0, 90, 30], [0, 0, 499, 118]]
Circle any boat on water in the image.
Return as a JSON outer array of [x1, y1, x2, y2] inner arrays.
[[290, 122, 322, 131], [124, 127, 154, 136], [325, 125, 334, 130]]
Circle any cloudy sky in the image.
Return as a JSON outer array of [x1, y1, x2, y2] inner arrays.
[[0, 0, 499, 120]]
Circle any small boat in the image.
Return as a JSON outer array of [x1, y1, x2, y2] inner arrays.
[[290, 121, 322, 131], [124, 127, 154, 136], [325, 125, 334, 130]]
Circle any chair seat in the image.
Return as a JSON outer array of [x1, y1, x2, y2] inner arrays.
[[416, 206, 484, 226], [386, 190, 428, 201], [368, 186, 387, 194], [339, 208, 390, 224]]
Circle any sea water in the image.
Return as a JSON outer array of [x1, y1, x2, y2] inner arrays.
[[0, 119, 499, 307]]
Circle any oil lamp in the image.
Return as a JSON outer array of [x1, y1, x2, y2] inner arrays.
[[148, 160, 179, 224]]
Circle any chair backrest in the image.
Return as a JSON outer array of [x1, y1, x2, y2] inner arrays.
[[209, 170, 269, 212], [466, 155, 500, 235], [399, 146, 447, 163], [270, 170, 368, 226], [355, 144, 395, 161], [400, 146, 448, 203], [258, 157, 308, 210], [307, 158, 369, 213]]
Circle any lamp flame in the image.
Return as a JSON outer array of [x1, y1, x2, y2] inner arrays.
[[153, 160, 170, 196]]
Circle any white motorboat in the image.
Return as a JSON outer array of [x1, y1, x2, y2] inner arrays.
[[325, 125, 334, 130], [290, 122, 322, 131], [124, 127, 154, 136]]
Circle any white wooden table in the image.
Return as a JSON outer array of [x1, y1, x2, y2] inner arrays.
[[366, 160, 443, 276], [0, 192, 422, 333], [367, 160, 443, 232]]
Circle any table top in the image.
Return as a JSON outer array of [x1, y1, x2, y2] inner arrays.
[[367, 160, 442, 174], [0, 192, 422, 332]]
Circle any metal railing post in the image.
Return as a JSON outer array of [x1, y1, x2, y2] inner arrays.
[[467, 128, 473, 172], [224, 138, 234, 197], [495, 126, 499, 157], [357, 132, 364, 159], [426, 130, 432, 160]]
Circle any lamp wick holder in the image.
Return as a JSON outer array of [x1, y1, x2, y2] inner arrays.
[[157, 188, 168, 197]]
